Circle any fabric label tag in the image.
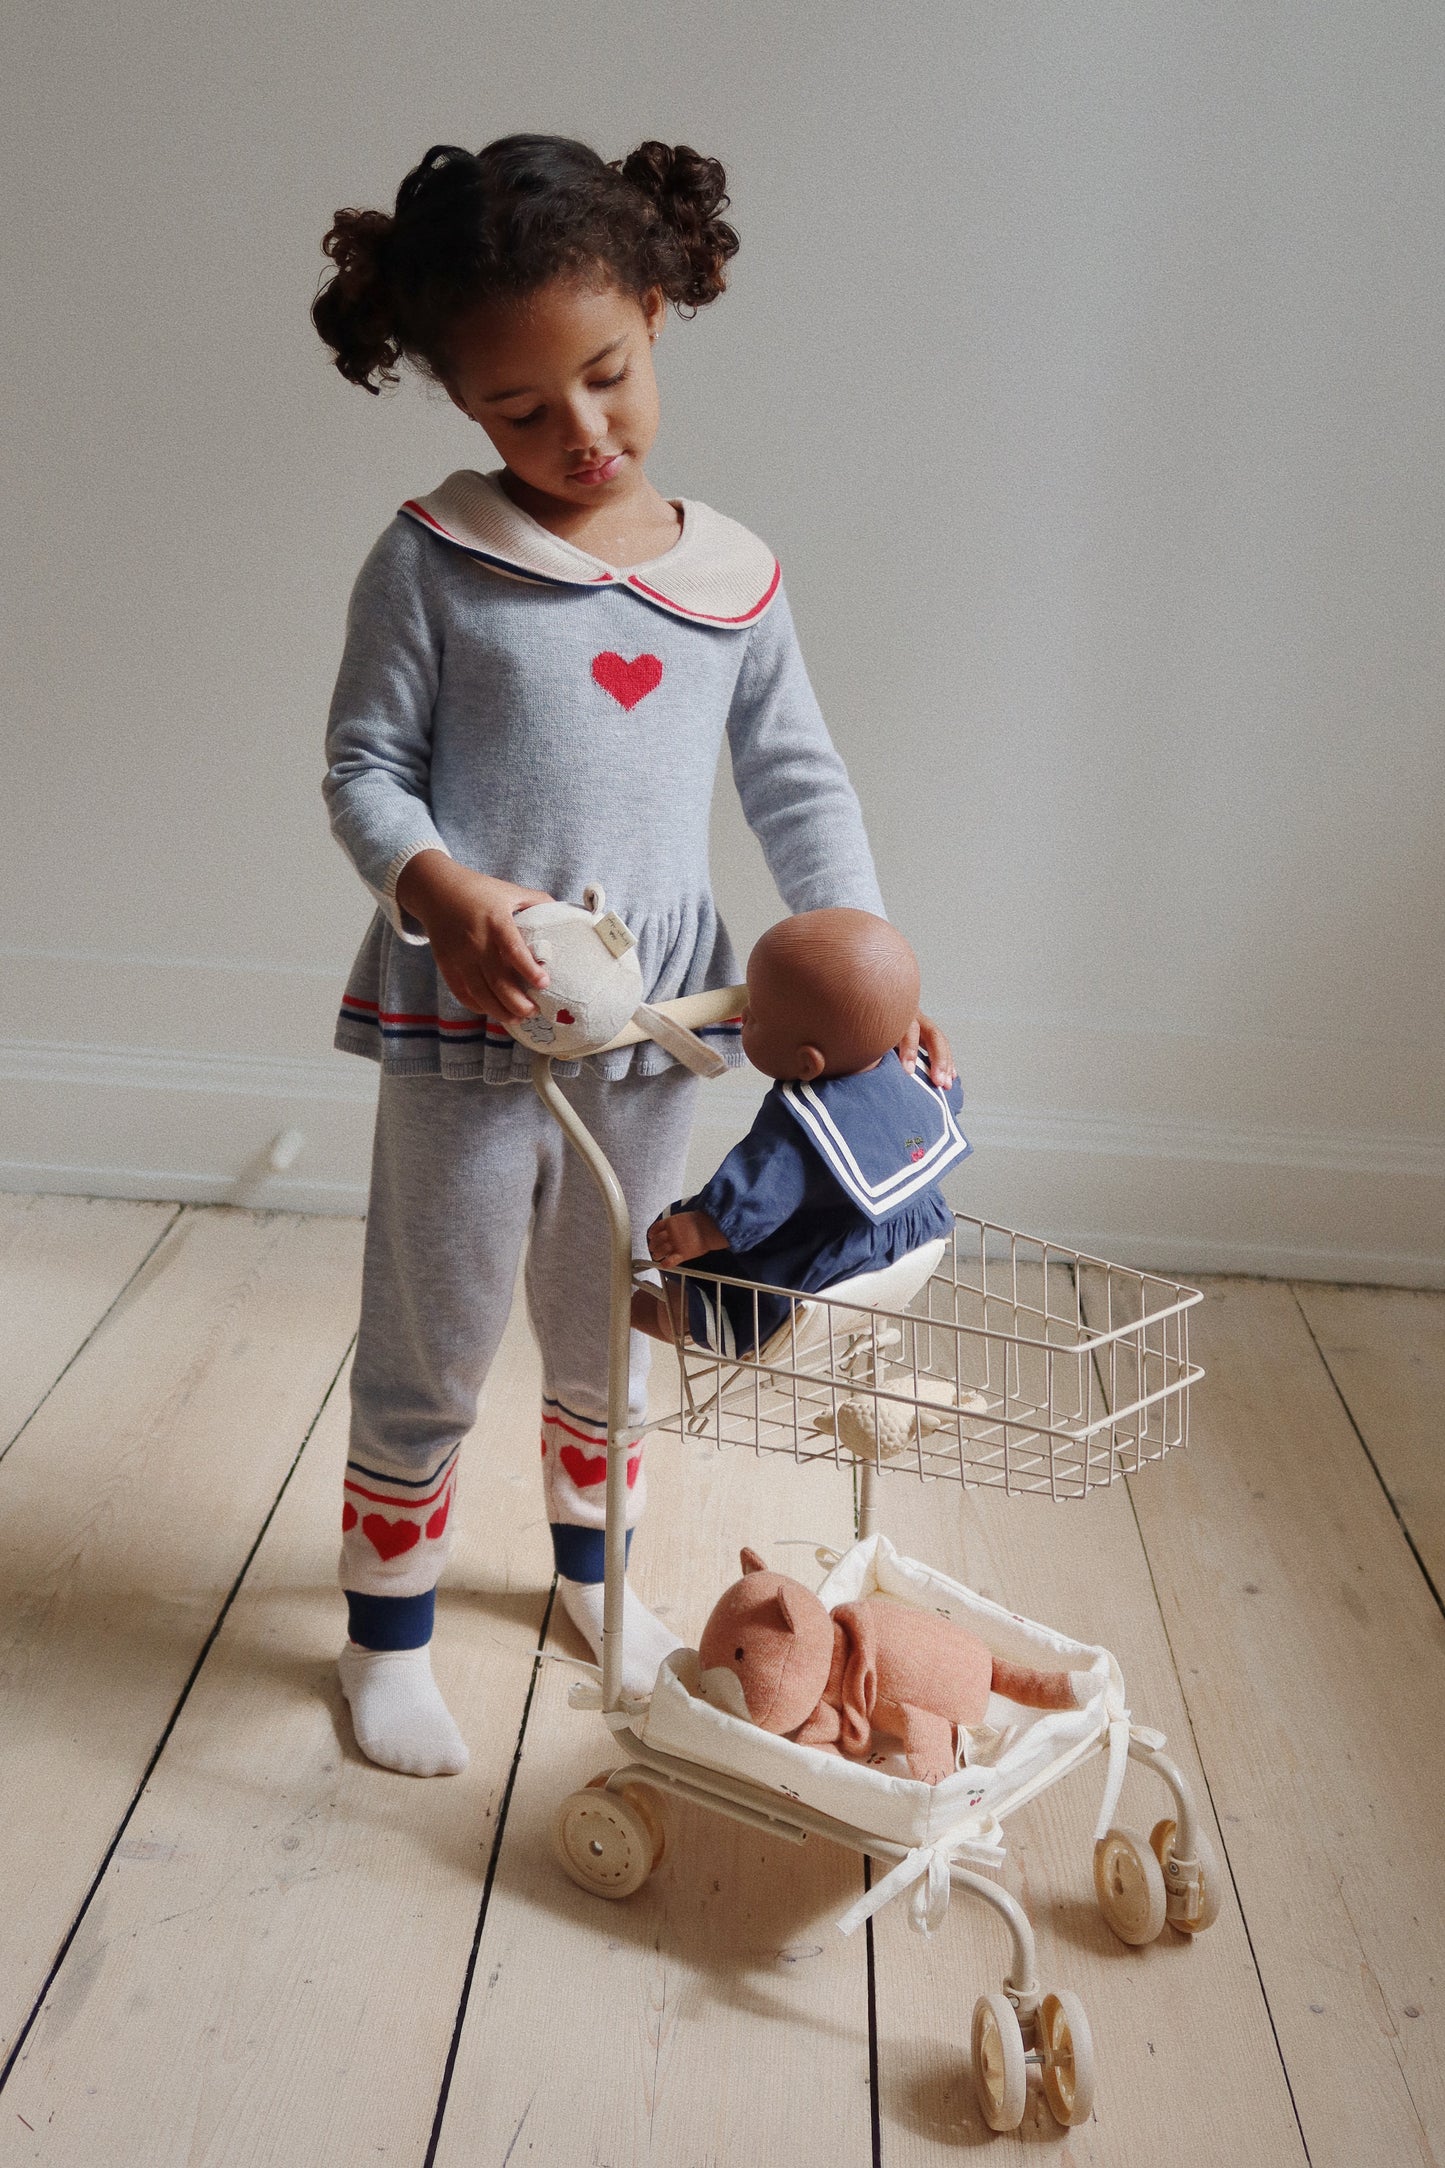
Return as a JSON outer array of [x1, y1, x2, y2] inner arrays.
[[593, 911, 638, 958]]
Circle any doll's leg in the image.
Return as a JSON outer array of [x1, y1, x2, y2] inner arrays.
[[526, 1063, 698, 1695], [340, 1073, 539, 1773]]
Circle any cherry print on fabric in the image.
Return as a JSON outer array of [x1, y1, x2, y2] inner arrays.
[[591, 651, 663, 711]]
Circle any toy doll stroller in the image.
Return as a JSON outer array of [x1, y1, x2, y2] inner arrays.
[[530, 986, 1214, 2137]]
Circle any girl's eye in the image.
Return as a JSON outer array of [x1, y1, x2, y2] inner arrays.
[[593, 369, 627, 389], [508, 409, 543, 428]]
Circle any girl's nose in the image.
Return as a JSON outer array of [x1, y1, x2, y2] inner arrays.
[[560, 392, 609, 449]]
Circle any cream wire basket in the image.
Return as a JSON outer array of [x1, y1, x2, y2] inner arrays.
[[649, 1215, 1203, 1503]]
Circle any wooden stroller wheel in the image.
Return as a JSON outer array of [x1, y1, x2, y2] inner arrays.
[[1038, 1989, 1097, 2126], [1094, 1827, 1167, 1944], [970, 1992, 1026, 2132], [554, 1785, 659, 1899]]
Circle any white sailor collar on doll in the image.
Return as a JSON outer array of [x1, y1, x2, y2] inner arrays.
[[399, 467, 782, 628], [778, 1049, 972, 1223]]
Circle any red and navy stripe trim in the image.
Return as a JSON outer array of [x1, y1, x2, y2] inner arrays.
[[338, 995, 512, 1047], [345, 1443, 461, 1492], [402, 500, 611, 588]]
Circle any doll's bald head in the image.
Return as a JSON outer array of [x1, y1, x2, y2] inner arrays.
[[741, 910, 921, 1083]]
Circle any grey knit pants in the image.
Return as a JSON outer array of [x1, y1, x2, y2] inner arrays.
[[339, 1064, 699, 1598]]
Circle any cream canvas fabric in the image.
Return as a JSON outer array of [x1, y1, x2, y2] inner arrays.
[[643, 1533, 1123, 1852]]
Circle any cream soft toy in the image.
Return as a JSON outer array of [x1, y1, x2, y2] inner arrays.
[[506, 886, 726, 1075], [698, 1549, 1080, 1784]]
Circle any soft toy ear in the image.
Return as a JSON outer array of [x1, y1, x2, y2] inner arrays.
[[740, 1546, 768, 1575]]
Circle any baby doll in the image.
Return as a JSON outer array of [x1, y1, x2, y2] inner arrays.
[[632, 908, 970, 1358]]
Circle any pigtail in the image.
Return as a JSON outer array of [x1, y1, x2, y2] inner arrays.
[[616, 142, 739, 311], [312, 207, 402, 394]]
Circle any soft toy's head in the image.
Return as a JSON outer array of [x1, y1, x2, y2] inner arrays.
[[697, 1547, 835, 1735], [507, 888, 643, 1060], [741, 909, 920, 1082]]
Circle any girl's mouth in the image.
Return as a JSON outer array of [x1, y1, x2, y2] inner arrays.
[[569, 453, 624, 487]]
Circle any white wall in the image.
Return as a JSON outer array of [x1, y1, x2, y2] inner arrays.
[[3, 1, 1442, 1282]]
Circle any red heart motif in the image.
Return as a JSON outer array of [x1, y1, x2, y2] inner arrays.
[[558, 1444, 606, 1489], [555, 1008, 576, 1025], [426, 1493, 451, 1541], [591, 651, 663, 710], [342, 1502, 358, 1532], [362, 1513, 421, 1562]]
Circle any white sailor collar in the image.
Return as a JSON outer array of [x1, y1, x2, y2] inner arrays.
[[400, 468, 781, 629], [778, 1051, 971, 1224]]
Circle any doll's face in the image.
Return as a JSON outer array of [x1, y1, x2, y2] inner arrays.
[[443, 276, 667, 514]]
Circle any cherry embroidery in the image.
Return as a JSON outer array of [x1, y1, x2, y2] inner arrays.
[[591, 651, 663, 710]]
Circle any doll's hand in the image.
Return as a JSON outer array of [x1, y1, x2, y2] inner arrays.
[[394, 852, 554, 1019], [648, 1208, 727, 1267], [897, 1013, 955, 1090]]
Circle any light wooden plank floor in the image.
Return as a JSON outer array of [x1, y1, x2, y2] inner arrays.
[[1, 1201, 1440, 2165]]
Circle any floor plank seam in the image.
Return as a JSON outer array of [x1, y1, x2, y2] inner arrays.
[[423, 1579, 559, 2168], [0, 1330, 355, 2096], [1121, 1465, 1316, 2166], [0, 1201, 185, 1468], [1288, 1282, 1445, 1619], [862, 1858, 883, 2168]]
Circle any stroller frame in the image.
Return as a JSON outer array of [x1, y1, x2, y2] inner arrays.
[[532, 1048, 1217, 2133]]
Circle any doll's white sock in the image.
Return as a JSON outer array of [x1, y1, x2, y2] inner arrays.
[[558, 1578, 684, 1700], [338, 1643, 469, 1777]]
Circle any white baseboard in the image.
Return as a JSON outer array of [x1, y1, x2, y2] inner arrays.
[[0, 1032, 1440, 1285]]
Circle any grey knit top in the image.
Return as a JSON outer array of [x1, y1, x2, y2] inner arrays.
[[323, 468, 884, 1082]]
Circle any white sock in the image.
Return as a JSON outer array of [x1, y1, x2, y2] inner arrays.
[[338, 1642, 469, 1777], [558, 1579, 685, 1700]]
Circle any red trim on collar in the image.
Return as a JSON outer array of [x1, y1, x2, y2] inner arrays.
[[626, 557, 782, 626]]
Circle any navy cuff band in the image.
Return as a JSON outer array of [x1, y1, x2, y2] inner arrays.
[[550, 1523, 632, 1584], [345, 1586, 436, 1650]]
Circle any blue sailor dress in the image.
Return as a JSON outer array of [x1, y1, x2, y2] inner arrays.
[[674, 1050, 971, 1356]]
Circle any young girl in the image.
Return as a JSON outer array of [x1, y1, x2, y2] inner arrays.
[[313, 133, 952, 1776]]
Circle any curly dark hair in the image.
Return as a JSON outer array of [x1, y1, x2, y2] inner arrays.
[[312, 134, 740, 394]]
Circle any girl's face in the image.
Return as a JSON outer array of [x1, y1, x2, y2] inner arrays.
[[444, 276, 667, 509]]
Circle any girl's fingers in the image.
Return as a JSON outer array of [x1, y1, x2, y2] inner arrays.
[[896, 1016, 922, 1072], [496, 914, 550, 988], [917, 1013, 955, 1087]]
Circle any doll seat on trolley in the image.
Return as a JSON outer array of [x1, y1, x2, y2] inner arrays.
[[692, 1234, 949, 1371]]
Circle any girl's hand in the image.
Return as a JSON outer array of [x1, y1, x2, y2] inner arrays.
[[896, 1012, 955, 1090], [648, 1208, 727, 1267], [394, 852, 555, 1018]]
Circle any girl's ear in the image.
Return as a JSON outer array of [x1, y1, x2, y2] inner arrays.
[[794, 1045, 827, 1084], [443, 380, 477, 421], [642, 284, 667, 340]]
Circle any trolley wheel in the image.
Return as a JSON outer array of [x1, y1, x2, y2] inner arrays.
[[585, 1769, 668, 1867], [970, 1991, 1027, 2132], [1150, 1817, 1221, 1934], [554, 1780, 663, 1900], [1094, 1826, 1167, 1945], [1037, 1989, 1096, 2126]]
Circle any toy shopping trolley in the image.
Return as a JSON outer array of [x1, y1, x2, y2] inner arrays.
[[517, 913, 1213, 2137]]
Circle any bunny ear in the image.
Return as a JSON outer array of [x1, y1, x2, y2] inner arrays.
[[740, 1546, 768, 1574]]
